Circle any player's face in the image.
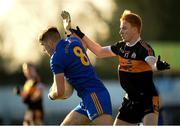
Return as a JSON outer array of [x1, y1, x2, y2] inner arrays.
[[119, 20, 137, 42], [39, 39, 55, 56]]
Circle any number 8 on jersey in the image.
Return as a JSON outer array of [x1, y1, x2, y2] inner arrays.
[[73, 46, 90, 66]]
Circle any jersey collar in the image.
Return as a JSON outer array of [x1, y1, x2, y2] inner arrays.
[[126, 37, 141, 47]]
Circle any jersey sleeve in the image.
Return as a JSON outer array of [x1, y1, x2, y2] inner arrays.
[[139, 42, 155, 60], [50, 51, 66, 74], [110, 41, 123, 55]]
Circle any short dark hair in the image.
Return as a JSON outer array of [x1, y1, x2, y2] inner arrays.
[[39, 27, 61, 42], [120, 10, 142, 33]]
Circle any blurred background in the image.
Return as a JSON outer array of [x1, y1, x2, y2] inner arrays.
[[0, 0, 180, 125]]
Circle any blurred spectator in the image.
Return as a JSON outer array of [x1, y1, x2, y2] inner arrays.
[[14, 62, 44, 125]]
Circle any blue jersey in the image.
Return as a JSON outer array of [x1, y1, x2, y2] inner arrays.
[[50, 37, 106, 97]]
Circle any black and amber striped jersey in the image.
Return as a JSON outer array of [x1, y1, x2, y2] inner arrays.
[[111, 39, 158, 100]]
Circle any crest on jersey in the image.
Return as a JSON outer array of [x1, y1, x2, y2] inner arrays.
[[119, 47, 124, 53], [131, 52, 136, 59], [65, 43, 71, 54]]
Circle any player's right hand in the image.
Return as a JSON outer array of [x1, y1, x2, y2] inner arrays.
[[48, 84, 59, 100], [48, 93, 55, 100], [13, 85, 21, 95], [71, 26, 85, 39], [156, 55, 170, 70], [61, 10, 71, 35]]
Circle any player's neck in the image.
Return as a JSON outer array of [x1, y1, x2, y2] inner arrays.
[[127, 35, 140, 47]]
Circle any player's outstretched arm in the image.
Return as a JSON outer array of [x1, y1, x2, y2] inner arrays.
[[61, 10, 115, 58], [71, 26, 116, 58]]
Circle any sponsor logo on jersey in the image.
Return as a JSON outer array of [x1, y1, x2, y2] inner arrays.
[[131, 52, 136, 59]]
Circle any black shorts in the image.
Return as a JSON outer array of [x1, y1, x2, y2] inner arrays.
[[117, 96, 159, 123]]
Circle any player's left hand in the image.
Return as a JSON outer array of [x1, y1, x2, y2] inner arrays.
[[13, 85, 21, 95], [156, 55, 170, 70], [71, 26, 85, 39], [61, 10, 71, 35]]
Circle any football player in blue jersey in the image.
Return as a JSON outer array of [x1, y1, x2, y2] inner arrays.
[[38, 27, 113, 125]]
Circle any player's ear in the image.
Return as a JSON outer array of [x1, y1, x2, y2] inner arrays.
[[132, 26, 138, 33]]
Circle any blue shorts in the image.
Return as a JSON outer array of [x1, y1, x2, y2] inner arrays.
[[74, 89, 112, 120]]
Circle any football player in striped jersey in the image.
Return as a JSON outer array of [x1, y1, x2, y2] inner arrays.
[[69, 10, 170, 125]]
